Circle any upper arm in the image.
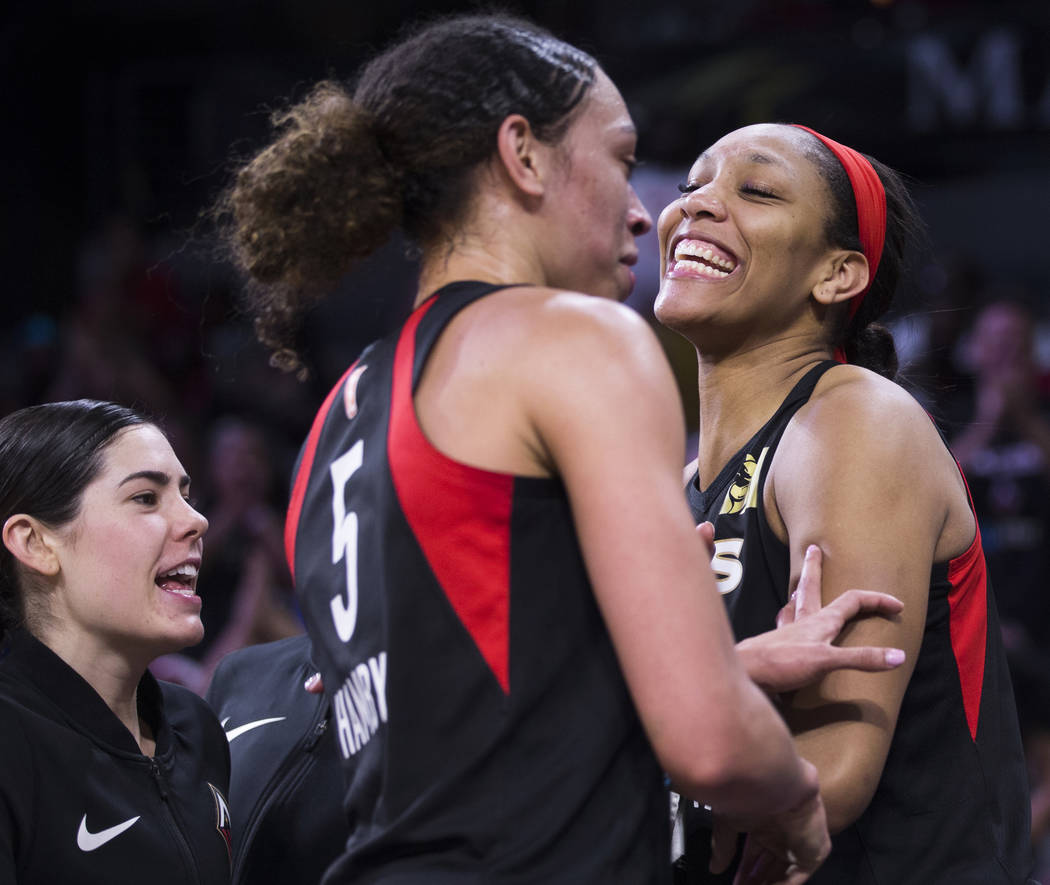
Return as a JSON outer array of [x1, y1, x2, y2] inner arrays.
[[518, 298, 768, 782], [770, 374, 954, 829]]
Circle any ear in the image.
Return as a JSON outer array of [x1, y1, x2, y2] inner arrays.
[[494, 114, 548, 199], [2, 514, 61, 579], [811, 250, 870, 307]]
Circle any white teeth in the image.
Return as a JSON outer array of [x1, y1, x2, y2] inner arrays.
[[671, 259, 729, 279], [159, 564, 198, 579], [672, 239, 736, 272], [169, 586, 196, 597]]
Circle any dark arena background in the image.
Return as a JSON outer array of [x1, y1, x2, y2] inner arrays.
[[3, 0, 1049, 872], [4, 1, 1048, 416]]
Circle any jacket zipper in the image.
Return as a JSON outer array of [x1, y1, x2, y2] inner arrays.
[[150, 758, 204, 885], [230, 706, 328, 882]]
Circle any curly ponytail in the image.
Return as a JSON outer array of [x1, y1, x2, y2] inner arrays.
[[214, 82, 404, 374], [215, 13, 597, 374]]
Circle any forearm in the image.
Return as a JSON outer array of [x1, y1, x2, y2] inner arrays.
[[672, 674, 819, 821]]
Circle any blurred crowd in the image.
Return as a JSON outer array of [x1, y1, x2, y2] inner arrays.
[[0, 214, 413, 696], [4, 212, 1049, 873], [893, 261, 1050, 878]]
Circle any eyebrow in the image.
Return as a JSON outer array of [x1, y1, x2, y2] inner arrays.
[[118, 470, 191, 491]]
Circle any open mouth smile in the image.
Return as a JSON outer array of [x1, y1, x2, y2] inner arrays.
[[669, 238, 738, 279], [155, 562, 199, 598]]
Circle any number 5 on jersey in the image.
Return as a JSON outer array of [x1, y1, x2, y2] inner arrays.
[[330, 440, 364, 642]]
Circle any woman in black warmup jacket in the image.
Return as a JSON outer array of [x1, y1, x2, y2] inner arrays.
[[0, 399, 232, 884]]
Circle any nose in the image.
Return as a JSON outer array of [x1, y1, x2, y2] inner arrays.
[[181, 499, 209, 540], [679, 184, 727, 221], [627, 186, 652, 237]]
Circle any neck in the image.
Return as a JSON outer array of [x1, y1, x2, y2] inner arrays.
[[35, 626, 152, 753], [413, 186, 550, 308], [693, 340, 830, 486]]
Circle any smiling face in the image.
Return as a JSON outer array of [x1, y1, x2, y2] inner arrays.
[[654, 123, 839, 346], [45, 423, 209, 663], [539, 68, 652, 301]]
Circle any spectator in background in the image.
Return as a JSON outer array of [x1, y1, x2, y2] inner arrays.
[[949, 294, 1050, 879], [950, 295, 1050, 643], [198, 417, 302, 656], [892, 255, 984, 424]]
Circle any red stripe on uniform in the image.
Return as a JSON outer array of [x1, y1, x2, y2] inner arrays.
[[947, 519, 988, 742], [387, 301, 514, 694], [285, 361, 359, 584]]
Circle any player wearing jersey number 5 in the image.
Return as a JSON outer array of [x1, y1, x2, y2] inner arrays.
[[0, 400, 232, 885], [217, 15, 904, 884], [656, 124, 1034, 883]]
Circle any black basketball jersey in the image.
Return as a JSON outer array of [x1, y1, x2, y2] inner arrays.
[[285, 281, 668, 884], [679, 361, 1032, 884]]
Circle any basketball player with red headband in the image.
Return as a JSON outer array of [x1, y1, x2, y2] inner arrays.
[[655, 124, 1034, 883]]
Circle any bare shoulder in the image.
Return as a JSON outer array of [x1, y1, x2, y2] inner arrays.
[[773, 363, 967, 538], [508, 286, 656, 345], [793, 365, 941, 456], [482, 286, 672, 387]]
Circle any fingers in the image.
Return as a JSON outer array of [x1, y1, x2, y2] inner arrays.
[[710, 819, 740, 874], [696, 520, 716, 558], [732, 836, 776, 885], [776, 599, 795, 629], [824, 645, 906, 672], [825, 588, 904, 622], [793, 545, 823, 619], [304, 672, 324, 694]]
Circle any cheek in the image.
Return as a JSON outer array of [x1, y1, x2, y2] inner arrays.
[[81, 522, 153, 578]]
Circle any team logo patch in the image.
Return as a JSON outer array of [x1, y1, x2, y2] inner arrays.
[[344, 364, 369, 418], [208, 782, 232, 864], [719, 447, 770, 515]]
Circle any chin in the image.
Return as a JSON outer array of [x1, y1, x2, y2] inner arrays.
[[652, 298, 686, 333], [152, 620, 205, 658]]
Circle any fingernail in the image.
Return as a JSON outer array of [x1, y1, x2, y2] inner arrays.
[[304, 673, 320, 690], [886, 648, 905, 666], [806, 544, 818, 558]]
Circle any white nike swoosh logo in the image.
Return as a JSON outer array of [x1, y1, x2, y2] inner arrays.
[[77, 814, 141, 851], [221, 716, 286, 742]]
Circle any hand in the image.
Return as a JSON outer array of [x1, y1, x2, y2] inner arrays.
[[710, 760, 829, 885], [736, 545, 905, 693], [710, 815, 742, 875], [731, 774, 830, 885], [304, 672, 324, 694]]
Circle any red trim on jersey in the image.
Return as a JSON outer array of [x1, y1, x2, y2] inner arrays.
[[285, 361, 359, 584], [946, 463, 988, 742], [387, 300, 515, 694]]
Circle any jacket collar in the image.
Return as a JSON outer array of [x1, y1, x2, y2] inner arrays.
[[0, 629, 169, 757]]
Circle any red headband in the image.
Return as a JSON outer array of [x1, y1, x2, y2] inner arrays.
[[791, 124, 886, 323]]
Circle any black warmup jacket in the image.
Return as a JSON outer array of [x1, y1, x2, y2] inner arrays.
[[0, 629, 233, 884], [205, 634, 346, 885]]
